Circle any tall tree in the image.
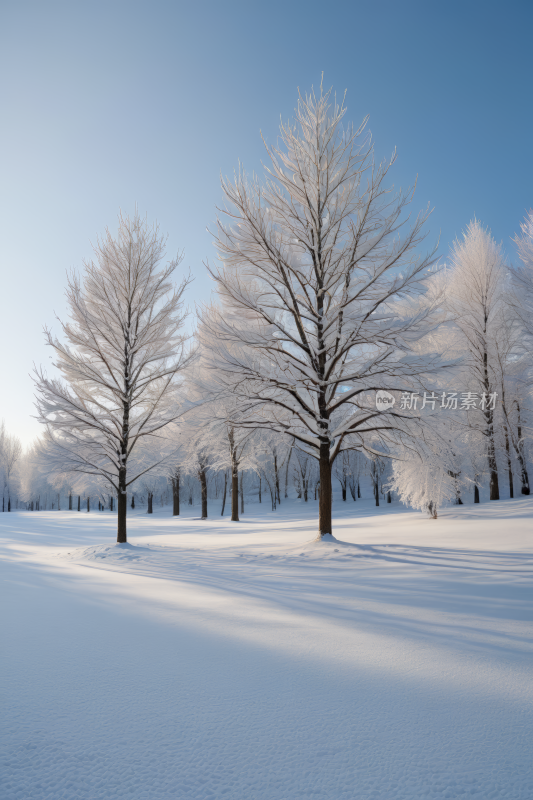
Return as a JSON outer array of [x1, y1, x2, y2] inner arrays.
[[200, 84, 444, 538], [446, 221, 510, 500], [34, 212, 192, 542]]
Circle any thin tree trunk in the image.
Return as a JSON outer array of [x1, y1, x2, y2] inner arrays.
[[259, 474, 261, 503], [87, 497, 90, 512], [504, 425, 514, 498], [221, 471, 227, 516], [318, 444, 332, 536], [284, 442, 293, 498], [131, 495, 135, 509], [117, 352, 130, 542], [231, 468, 239, 521], [200, 469, 208, 519], [483, 350, 499, 500], [77, 495, 80, 511], [474, 485, 480, 503], [240, 471, 244, 514], [274, 456, 280, 505], [69, 494, 72, 511], [357, 481, 361, 498], [387, 492, 392, 503], [516, 403, 530, 495], [147, 493, 153, 514], [57, 493, 60, 511], [117, 483, 127, 543], [172, 476, 180, 516]]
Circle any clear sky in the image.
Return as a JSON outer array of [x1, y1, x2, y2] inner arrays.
[[1, 0, 532, 447]]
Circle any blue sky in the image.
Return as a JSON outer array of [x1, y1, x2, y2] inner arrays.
[[1, 0, 532, 446]]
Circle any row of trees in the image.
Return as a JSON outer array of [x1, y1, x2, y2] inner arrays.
[[12, 434, 383, 516], [3, 84, 532, 539]]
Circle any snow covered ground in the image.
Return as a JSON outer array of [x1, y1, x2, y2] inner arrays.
[[1, 497, 532, 799]]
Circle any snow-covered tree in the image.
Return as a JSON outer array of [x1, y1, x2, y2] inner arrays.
[[512, 209, 533, 340], [293, 447, 316, 501], [0, 421, 22, 512], [199, 84, 445, 538], [389, 423, 462, 518], [34, 212, 193, 542], [446, 221, 510, 500]]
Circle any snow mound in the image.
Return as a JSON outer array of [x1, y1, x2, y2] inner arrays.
[[61, 542, 154, 563]]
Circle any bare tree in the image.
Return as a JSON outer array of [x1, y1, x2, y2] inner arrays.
[[34, 212, 193, 542], [200, 84, 444, 538]]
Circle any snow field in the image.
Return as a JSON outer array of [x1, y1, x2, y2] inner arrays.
[[1, 497, 532, 799]]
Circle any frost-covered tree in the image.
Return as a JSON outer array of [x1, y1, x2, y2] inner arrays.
[[333, 450, 352, 501], [0, 421, 22, 512], [389, 423, 462, 518], [293, 447, 315, 501], [513, 209, 533, 340], [34, 212, 192, 542], [187, 357, 262, 521], [446, 221, 510, 501], [200, 84, 444, 538]]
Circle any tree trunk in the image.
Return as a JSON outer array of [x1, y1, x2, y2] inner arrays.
[[374, 483, 380, 507], [474, 485, 480, 504], [259, 475, 261, 503], [357, 481, 361, 498], [77, 495, 80, 511], [387, 492, 392, 503], [284, 443, 293, 498], [117, 471, 127, 543], [131, 495, 135, 509], [147, 493, 153, 514], [240, 471, 244, 514], [69, 494, 72, 511], [503, 425, 514, 498], [87, 497, 90, 512], [172, 476, 180, 516], [341, 485, 346, 501], [515, 404, 530, 494], [57, 493, 60, 511], [199, 469, 208, 519], [488, 455, 500, 500], [221, 471, 227, 515], [483, 350, 499, 500], [318, 445, 332, 536], [231, 468, 239, 521]]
